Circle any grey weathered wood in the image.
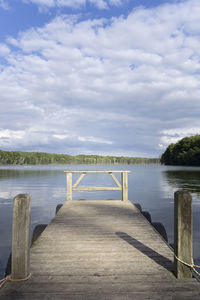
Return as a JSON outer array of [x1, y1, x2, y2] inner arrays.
[[67, 172, 72, 201], [122, 171, 128, 201], [11, 194, 31, 280], [1, 199, 200, 299], [174, 190, 192, 278]]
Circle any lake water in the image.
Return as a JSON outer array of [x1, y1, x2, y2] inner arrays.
[[0, 164, 200, 279]]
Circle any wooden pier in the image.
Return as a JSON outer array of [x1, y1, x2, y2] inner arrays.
[[1, 171, 200, 299]]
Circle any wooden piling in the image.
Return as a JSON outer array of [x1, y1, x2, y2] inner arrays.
[[11, 194, 31, 280], [67, 172, 72, 201], [174, 190, 192, 278], [122, 171, 128, 201]]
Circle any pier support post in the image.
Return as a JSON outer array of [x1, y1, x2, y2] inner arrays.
[[122, 172, 128, 201], [11, 194, 31, 280], [174, 190, 192, 278], [67, 172, 72, 201]]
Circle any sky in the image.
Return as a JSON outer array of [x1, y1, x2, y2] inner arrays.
[[0, 0, 200, 158]]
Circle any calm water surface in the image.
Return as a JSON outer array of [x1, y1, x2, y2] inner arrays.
[[0, 164, 200, 278]]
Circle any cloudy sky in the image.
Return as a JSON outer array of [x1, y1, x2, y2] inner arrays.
[[0, 0, 200, 158]]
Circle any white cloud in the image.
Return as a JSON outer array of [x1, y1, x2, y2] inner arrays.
[[0, 129, 25, 139], [57, 0, 85, 8], [161, 127, 200, 137], [23, 0, 55, 7], [0, 43, 10, 56], [78, 136, 113, 144], [89, 0, 108, 9], [0, 0, 10, 10], [1, 0, 200, 156], [53, 134, 69, 139], [23, 0, 124, 9], [159, 127, 200, 149], [109, 0, 123, 6]]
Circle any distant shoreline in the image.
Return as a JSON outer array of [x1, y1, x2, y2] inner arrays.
[[0, 149, 160, 165]]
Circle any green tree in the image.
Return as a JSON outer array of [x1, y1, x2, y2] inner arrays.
[[161, 135, 200, 166]]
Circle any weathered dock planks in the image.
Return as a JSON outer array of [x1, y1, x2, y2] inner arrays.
[[1, 199, 200, 299]]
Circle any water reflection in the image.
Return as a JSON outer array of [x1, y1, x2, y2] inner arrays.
[[162, 167, 200, 265], [0, 168, 61, 180], [163, 169, 200, 196], [0, 165, 200, 279]]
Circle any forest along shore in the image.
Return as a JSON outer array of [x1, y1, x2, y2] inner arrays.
[[0, 149, 160, 165]]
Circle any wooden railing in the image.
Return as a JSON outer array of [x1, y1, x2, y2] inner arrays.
[[64, 170, 130, 201]]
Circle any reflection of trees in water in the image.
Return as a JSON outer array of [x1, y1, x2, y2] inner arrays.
[[0, 169, 62, 180], [163, 170, 200, 196]]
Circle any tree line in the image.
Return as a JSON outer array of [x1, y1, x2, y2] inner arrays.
[[0, 149, 160, 165], [161, 135, 200, 166]]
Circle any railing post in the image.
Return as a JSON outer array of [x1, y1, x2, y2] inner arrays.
[[174, 190, 192, 278], [11, 194, 31, 279], [67, 172, 72, 201], [122, 171, 128, 201]]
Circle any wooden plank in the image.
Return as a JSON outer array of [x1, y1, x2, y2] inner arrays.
[[109, 172, 122, 188], [4, 281, 200, 294], [66, 172, 72, 201], [64, 171, 131, 173], [1, 199, 200, 300], [73, 187, 122, 191], [18, 274, 179, 284], [72, 173, 86, 188], [122, 171, 128, 201], [1, 292, 200, 300]]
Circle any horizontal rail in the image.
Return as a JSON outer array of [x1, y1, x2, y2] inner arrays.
[[73, 187, 122, 191], [64, 171, 130, 173]]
